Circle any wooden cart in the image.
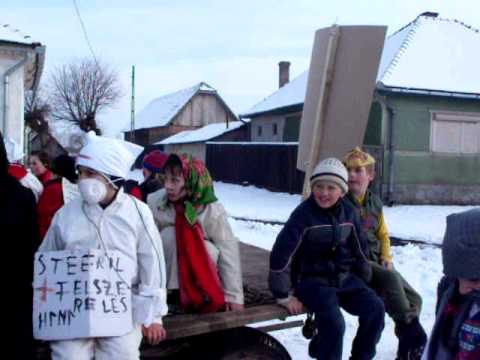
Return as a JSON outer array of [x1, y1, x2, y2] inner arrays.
[[37, 243, 303, 359]]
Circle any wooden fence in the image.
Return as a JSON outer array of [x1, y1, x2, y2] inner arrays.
[[206, 142, 384, 196]]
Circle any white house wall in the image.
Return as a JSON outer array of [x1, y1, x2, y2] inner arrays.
[[0, 53, 25, 149], [250, 114, 286, 142]]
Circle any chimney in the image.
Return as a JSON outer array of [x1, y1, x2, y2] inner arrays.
[[278, 61, 290, 88]]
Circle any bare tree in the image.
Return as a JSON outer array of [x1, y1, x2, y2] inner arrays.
[[49, 59, 122, 135], [25, 87, 51, 147]]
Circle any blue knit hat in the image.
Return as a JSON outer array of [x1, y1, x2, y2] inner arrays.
[[442, 208, 480, 279]]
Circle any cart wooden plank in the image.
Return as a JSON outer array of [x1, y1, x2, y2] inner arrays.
[[163, 242, 300, 340]]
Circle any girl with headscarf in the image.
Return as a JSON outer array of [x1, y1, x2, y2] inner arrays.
[[147, 153, 244, 313]]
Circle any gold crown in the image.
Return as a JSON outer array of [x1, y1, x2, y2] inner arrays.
[[343, 147, 375, 168]]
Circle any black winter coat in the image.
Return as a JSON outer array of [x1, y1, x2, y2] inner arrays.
[[269, 196, 371, 300], [1, 154, 40, 357]]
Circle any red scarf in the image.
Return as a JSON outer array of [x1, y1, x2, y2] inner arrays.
[[174, 203, 225, 313]]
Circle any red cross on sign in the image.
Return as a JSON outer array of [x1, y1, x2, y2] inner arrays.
[[36, 278, 56, 302]]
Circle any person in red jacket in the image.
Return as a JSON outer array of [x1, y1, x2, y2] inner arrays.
[[4, 138, 43, 201], [29, 150, 53, 186], [37, 155, 78, 239]]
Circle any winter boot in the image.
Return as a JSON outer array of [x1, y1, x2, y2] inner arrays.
[[395, 317, 427, 360], [302, 312, 316, 339]]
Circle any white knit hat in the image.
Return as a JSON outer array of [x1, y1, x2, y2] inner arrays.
[[76, 132, 134, 179], [310, 157, 349, 193]]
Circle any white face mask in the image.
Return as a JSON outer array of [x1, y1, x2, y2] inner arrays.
[[78, 178, 107, 204]]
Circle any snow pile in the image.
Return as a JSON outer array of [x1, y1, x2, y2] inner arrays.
[[216, 181, 476, 244], [385, 205, 477, 244], [215, 181, 301, 223], [0, 23, 34, 44]]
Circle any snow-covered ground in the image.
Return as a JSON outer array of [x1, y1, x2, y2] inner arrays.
[[214, 181, 477, 359], [215, 181, 476, 245]]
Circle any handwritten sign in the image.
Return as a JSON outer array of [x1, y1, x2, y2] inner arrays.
[[33, 249, 135, 340]]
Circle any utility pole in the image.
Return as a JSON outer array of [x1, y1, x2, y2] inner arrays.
[[130, 65, 135, 142]]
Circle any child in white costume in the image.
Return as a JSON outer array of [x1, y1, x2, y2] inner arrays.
[[38, 133, 168, 360]]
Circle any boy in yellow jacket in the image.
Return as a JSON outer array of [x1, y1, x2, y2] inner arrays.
[[343, 147, 427, 360]]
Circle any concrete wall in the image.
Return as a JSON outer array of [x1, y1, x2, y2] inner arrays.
[[380, 94, 480, 204]]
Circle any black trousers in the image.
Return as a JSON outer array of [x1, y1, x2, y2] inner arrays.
[[296, 274, 385, 360]]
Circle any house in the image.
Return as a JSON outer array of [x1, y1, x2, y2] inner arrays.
[[0, 24, 45, 152], [124, 82, 238, 146], [240, 13, 480, 205], [158, 120, 248, 162], [29, 131, 66, 158]]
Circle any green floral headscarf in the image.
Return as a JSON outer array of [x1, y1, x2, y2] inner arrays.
[[177, 154, 217, 225]]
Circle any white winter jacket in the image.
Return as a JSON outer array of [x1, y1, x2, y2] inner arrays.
[[20, 172, 43, 201], [147, 189, 244, 305], [39, 188, 168, 326]]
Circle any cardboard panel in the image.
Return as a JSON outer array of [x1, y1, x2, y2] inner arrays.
[[297, 25, 386, 172]]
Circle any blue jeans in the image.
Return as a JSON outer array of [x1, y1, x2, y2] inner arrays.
[[296, 274, 385, 360]]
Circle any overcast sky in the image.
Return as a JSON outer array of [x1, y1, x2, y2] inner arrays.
[[2, 0, 479, 136]]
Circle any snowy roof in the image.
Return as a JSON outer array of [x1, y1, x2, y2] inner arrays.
[[0, 23, 35, 45], [128, 82, 219, 131], [157, 121, 246, 145], [378, 14, 480, 95], [241, 71, 308, 118], [242, 14, 480, 117]]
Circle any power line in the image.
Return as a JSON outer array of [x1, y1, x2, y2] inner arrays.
[[72, 0, 98, 63]]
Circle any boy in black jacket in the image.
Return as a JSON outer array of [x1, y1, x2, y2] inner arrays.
[[269, 158, 385, 360]]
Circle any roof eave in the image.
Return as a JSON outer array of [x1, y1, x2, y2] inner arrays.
[[377, 83, 480, 100], [240, 103, 304, 119]]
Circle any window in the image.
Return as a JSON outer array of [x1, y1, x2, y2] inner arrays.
[[273, 123, 278, 135], [257, 125, 262, 137], [431, 111, 480, 154]]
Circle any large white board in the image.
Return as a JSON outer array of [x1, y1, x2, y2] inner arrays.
[[33, 249, 135, 340]]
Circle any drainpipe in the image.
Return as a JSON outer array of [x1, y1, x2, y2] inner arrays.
[[386, 103, 396, 206], [30, 45, 46, 103], [2, 54, 29, 135]]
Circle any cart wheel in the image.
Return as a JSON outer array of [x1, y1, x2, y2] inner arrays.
[[205, 326, 291, 360], [141, 326, 291, 359]]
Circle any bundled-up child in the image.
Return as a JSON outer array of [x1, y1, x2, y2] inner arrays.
[[39, 133, 168, 359], [423, 208, 480, 360], [269, 158, 385, 360], [343, 147, 427, 359]]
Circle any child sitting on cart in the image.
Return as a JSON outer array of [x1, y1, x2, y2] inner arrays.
[[269, 158, 385, 359]]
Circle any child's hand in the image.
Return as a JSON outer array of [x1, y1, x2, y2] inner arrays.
[[142, 323, 167, 345], [225, 302, 244, 311], [285, 296, 304, 315]]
